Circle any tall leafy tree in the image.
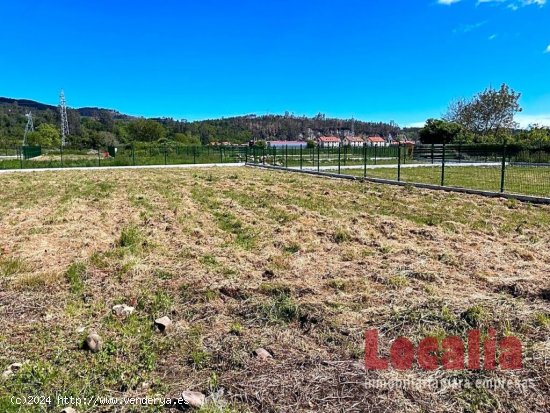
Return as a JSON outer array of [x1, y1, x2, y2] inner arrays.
[[27, 123, 61, 147], [445, 84, 522, 142], [127, 119, 166, 142], [419, 119, 465, 144]]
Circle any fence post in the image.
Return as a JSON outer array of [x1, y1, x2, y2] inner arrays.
[[458, 143, 462, 164], [441, 141, 446, 186], [363, 142, 367, 178], [193, 147, 197, 164], [98, 148, 101, 167], [431, 143, 434, 164], [374, 144, 377, 165], [132, 144, 135, 166], [61, 145, 64, 168], [285, 145, 288, 168], [500, 144, 506, 193], [338, 144, 341, 174], [300, 146, 303, 170], [343, 145, 346, 166], [397, 143, 402, 182], [19, 147, 23, 169], [317, 144, 320, 172]]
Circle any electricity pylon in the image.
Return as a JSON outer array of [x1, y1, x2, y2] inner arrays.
[[23, 111, 34, 146], [59, 90, 69, 146]]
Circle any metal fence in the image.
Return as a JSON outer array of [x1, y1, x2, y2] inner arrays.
[[1, 142, 549, 199], [247, 143, 550, 198], [0, 144, 249, 169]]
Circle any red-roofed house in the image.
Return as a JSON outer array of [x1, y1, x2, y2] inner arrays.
[[343, 136, 365, 147], [366, 136, 387, 147], [317, 136, 341, 148]]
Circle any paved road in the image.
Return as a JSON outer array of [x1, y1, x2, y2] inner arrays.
[[0, 161, 506, 175], [290, 162, 504, 171], [0, 163, 245, 174]]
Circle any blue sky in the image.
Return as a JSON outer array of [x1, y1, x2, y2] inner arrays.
[[0, 0, 549, 127]]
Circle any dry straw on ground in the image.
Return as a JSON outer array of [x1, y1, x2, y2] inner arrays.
[[0, 167, 548, 412]]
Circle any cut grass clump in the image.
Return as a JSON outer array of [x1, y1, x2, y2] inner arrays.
[[186, 327, 212, 369], [65, 262, 86, 295], [461, 305, 486, 328], [259, 282, 292, 296], [200, 254, 218, 266], [214, 211, 256, 250], [333, 228, 351, 244], [117, 225, 147, 253], [137, 290, 173, 316], [154, 269, 174, 280], [262, 293, 301, 324], [327, 279, 350, 292], [459, 387, 499, 413], [202, 288, 219, 302], [387, 275, 408, 288], [534, 312, 550, 328], [190, 349, 211, 369], [283, 242, 301, 254], [229, 322, 244, 335], [0, 257, 28, 277]]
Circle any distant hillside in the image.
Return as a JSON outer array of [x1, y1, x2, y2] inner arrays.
[[0, 96, 419, 147], [0, 97, 131, 119]]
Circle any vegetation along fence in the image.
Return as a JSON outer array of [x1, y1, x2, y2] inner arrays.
[[0, 144, 249, 169], [1, 142, 549, 199], [247, 143, 550, 198]]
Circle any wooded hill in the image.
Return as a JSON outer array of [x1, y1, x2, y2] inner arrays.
[[0, 96, 417, 147]]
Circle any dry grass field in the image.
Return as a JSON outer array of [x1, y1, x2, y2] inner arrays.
[[0, 167, 549, 412]]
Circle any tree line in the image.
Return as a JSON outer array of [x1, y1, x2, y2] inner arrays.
[[0, 98, 402, 148], [2, 86, 546, 149]]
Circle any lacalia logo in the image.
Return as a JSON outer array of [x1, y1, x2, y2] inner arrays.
[[365, 329, 522, 370]]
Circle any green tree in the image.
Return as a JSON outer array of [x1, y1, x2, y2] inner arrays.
[[114, 123, 130, 142], [98, 110, 114, 132], [520, 125, 550, 147], [127, 119, 166, 142], [418, 119, 464, 144], [67, 109, 82, 136], [173, 132, 201, 146], [98, 131, 118, 146], [27, 123, 61, 147], [445, 84, 522, 143]]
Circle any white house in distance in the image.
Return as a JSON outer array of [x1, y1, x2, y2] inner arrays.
[[343, 136, 364, 147], [317, 136, 341, 148], [366, 136, 388, 147]]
